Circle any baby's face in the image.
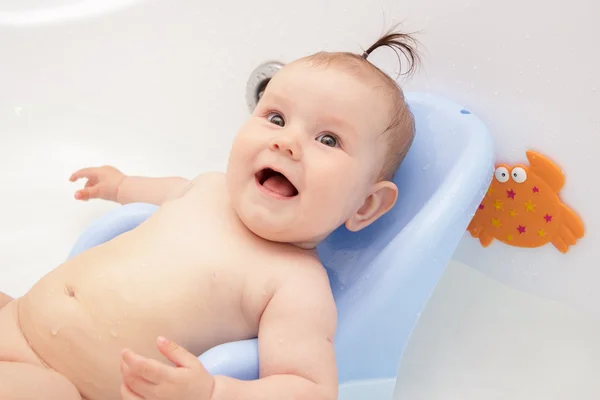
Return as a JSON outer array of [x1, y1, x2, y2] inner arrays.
[[226, 61, 395, 248]]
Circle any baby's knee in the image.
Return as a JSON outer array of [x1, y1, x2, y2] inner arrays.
[[0, 362, 81, 400], [0, 292, 12, 309], [46, 370, 82, 400]]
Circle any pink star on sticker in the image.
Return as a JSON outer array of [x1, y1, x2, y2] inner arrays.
[[479, 204, 485, 210], [544, 214, 553, 223], [517, 225, 527, 234], [532, 186, 540, 193], [506, 189, 516, 199]]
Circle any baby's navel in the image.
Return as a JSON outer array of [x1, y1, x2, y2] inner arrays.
[[64, 285, 76, 298]]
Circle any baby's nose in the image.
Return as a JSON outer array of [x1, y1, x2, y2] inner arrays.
[[270, 137, 301, 160]]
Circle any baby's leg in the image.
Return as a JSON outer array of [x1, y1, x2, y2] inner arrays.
[[0, 298, 80, 399], [0, 291, 12, 309], [0, 361, 81, 399]]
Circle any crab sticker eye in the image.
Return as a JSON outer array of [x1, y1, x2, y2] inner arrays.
[[511, 167, 527, 183], [495, 166, 509, 183]]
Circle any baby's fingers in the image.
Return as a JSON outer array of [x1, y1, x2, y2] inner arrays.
[[122, 348, 173, 384], [69, 167, 97, 182], [74, 185, 101, 201], [121, 359, 153, 399], [120, 382, 144, 400]]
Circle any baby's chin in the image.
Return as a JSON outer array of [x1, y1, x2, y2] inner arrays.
[[235, 210, 324, 249], [248, 222, 317, 248]]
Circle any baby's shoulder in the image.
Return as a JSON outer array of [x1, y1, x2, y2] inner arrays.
[[277, 254, 333, 298], [266, 254, 337, 324], [183, 171, 226, 196], [190, 171, 226, 186]]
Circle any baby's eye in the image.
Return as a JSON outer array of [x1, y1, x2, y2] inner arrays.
[[267, 113, 285, 127], [316, 133, 338, 147]]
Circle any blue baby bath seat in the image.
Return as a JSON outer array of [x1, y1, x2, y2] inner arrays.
[[68, 92, 494, 392]]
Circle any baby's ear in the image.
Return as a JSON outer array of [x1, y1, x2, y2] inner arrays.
[[345, 181, 398, 232]]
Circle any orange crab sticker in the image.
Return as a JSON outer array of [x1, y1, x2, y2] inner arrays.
[[468, 150, 584, 253]]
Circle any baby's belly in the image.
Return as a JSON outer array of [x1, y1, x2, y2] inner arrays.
[[18, 245, 252, 400], [19, 280, 127, 399]]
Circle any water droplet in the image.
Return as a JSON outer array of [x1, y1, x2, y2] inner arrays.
[[451, 63, 456, 69], [493, 91, 499, 96], [525, 33, 530, 39], [110, 329, 118, 338], [51, 327, 59, 336], [14, 107, 22, 116], [473, 65, 478, 71], [593, 88, 597, 92]]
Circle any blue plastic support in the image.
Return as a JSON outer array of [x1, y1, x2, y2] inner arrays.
[[67, 92, 494, 386]]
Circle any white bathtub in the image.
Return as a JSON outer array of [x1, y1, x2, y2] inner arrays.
[[1, 1, 599, 399]]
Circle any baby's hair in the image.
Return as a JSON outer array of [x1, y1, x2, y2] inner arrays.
[[304, 26, 421, 181], [361, 30, 420, 78], [362, 28, 420, 180]]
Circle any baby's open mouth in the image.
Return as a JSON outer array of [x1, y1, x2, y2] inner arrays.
[[256, 168, 299, 198]]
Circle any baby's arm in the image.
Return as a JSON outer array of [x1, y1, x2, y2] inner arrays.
[[119, 266, 338, 400], [212, 267, 338, 400], [70, 166, 191, 206]]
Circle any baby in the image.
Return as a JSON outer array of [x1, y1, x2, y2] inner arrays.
[[0, 29, 419, 400]]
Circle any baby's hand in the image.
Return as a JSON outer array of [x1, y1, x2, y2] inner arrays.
[[120, 337, 214, 400], [69, 165, 125, 202]]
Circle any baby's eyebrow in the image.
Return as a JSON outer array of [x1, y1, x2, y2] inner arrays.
[[262, 92, 292, 108], [320, 115, 357, 138]]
